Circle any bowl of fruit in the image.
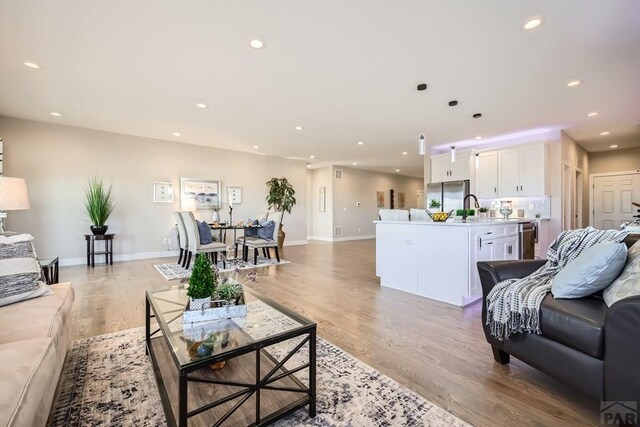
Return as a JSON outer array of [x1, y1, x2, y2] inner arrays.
[[426, 209, 454, 222]]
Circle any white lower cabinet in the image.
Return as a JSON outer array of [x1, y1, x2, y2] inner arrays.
[[468, 225, 519, 299]]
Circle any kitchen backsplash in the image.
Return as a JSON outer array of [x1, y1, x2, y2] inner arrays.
[[478, 196, 551, 219]]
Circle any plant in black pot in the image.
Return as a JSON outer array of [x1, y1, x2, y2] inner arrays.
[[84, 176, 115, 235], [266, 177, 296, 249]]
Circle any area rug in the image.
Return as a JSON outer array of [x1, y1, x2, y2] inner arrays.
[[154, 256, 290, 280], [48, 328, 469, 426]]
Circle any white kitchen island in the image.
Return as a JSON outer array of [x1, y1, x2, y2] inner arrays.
[[375, 220, 521, 307]]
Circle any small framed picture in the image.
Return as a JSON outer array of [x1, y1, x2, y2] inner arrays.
[[153, 182, 173, 203], [228, 186, 242, 205]]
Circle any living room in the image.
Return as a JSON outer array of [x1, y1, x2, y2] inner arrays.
[[1, 1, 640, 427]]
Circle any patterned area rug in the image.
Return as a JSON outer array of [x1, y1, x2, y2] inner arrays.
[[154, 256, 290, 280], [48, 327, 468, 426]]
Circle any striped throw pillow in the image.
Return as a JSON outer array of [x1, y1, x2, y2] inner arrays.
[[0, 233, 52, 307]]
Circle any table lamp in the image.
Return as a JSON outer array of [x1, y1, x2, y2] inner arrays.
[[0, 177, 31, 232]]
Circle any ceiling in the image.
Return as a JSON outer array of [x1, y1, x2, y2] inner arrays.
[[1, 1, 639, 177]]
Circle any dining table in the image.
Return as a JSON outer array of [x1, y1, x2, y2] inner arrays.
[[208, 223, 263, 257]]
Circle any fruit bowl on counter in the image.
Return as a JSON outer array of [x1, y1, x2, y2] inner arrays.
[[426, 210, 454, 222]]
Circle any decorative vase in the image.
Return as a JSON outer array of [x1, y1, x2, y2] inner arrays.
[[277, 223, 285, 249], [189, 296, 211, 311], [499, 201, 514, 220], [211, 208, 221, 223], [90, 225, 108, 235]]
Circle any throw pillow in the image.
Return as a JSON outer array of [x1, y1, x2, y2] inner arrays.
[[245, 219, 260, 237], [0, 233, 53, 307], [197, 220, 213, 245], [257, 220, 275, 241], [603, 240, 640, 307], [551, 242, 628, 299]]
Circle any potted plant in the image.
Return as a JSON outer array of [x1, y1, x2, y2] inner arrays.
[[84, 176, 115, 235], [266, 177, 296, 249], [187, 254, 217, 311], [479, 206, 489, 219], [215, 281, 243, 306], [428, 199, 441, 211]]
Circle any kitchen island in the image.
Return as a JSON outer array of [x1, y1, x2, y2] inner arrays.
[[375, 220, 522, 307]]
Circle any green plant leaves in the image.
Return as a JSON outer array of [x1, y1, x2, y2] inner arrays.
[[84, 176, 115, 226]]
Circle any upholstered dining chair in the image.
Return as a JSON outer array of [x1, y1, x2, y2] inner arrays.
[[181, 211, 228, 269], [173, 211, 189, 267], [237, 219, 280, 265]]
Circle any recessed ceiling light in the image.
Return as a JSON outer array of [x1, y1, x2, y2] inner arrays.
[[50, 112, 61, 117], [352, 162, 358, 166], [475, 136, 482, 140], [249, 39, 265, 49], [610, 144, 619, 149], [24, 61, 40, 69], [309, 155, 315, 159], [357, 141, 364, 145], [402, 151, 408, 155], [587, 112, 598, 117], [306, 163, 311, 168], [522, 17, 544, 30], [567, 79, 583, 87], [173, 132, 181, 137], [253, 145, 259, 149], [295, 126, 303, 131], [395, 169, 400, 172], [600, 131, 610, 136], [195, 103, 208, 109]]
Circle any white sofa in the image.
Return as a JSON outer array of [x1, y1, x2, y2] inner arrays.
[[0, 282, 74, 427]]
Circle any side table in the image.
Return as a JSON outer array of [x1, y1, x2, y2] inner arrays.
[[84, 234, 115, 267], [39, 257, 59, 285]]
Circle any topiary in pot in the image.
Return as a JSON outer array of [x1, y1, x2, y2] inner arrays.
[[187, 254, 217, 310]]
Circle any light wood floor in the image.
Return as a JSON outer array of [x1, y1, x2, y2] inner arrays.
[[63, 240, 599, 426]]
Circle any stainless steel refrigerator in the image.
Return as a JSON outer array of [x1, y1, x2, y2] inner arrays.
[[426, 180, 470, 212]]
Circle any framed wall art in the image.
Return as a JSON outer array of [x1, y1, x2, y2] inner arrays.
[[376, 191, 385, 208], [319, 186, 326, 212], [227, 186, 242, 205], [180, 178, 221, 210], [153, 182, 173, 203]]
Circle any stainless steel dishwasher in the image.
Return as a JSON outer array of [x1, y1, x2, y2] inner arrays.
[[519, 222, 537, 259]]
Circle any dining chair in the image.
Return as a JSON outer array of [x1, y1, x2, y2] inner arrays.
[[237, 219, 280, 265], [173, 211, 189, 267], [181, 211, 228, 269]]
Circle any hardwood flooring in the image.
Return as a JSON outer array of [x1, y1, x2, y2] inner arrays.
[[62, 240, 599, 426]]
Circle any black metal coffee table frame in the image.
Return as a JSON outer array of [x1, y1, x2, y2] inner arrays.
[[145, 290, 316, 427]]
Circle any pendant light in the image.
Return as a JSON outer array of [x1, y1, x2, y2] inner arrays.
[[475, 153, 480, 169], [417, 83, 428, 156], [450, 146, 456, 162]]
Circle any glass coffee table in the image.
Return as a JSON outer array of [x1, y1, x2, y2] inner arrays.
[[145, 285, 317, 427]]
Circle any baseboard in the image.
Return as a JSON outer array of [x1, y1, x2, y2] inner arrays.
[[333, 235, 375, 242], [307, 235, 375, 242], [307, 235, 334, 242], [59, 250, 179, 267], [283, 239, 308, 246]]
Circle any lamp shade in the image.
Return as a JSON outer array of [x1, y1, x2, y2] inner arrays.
[[0, 177, 30, 211]]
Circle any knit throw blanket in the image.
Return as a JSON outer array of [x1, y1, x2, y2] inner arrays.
[[486, 226, 628, 341]]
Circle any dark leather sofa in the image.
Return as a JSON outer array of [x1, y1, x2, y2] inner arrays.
[[477, 236, 640, 413]]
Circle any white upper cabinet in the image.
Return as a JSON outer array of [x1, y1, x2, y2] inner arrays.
[[487, 143, 547, 198], [518, 144, 546, 196], [497, 149, 521, 197], [431, 150, 471, 182], [475, 151, 498, 198]]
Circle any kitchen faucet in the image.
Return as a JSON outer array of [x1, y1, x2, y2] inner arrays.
[[462, 194, 480, 222]]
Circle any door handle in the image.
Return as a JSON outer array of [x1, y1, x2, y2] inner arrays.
[[508, 245, 512, 255], [486, 242, 494, 245], [494, 187, 497, 193]]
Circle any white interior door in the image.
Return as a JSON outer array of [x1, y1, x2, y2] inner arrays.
[[593, 173, 640, 229]]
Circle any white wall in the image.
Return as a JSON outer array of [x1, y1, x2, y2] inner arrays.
[[308, 167, 334, 240], [1, 116, 308, 264], [332, 166, 423, 239], [589, 146, 640, 174]]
